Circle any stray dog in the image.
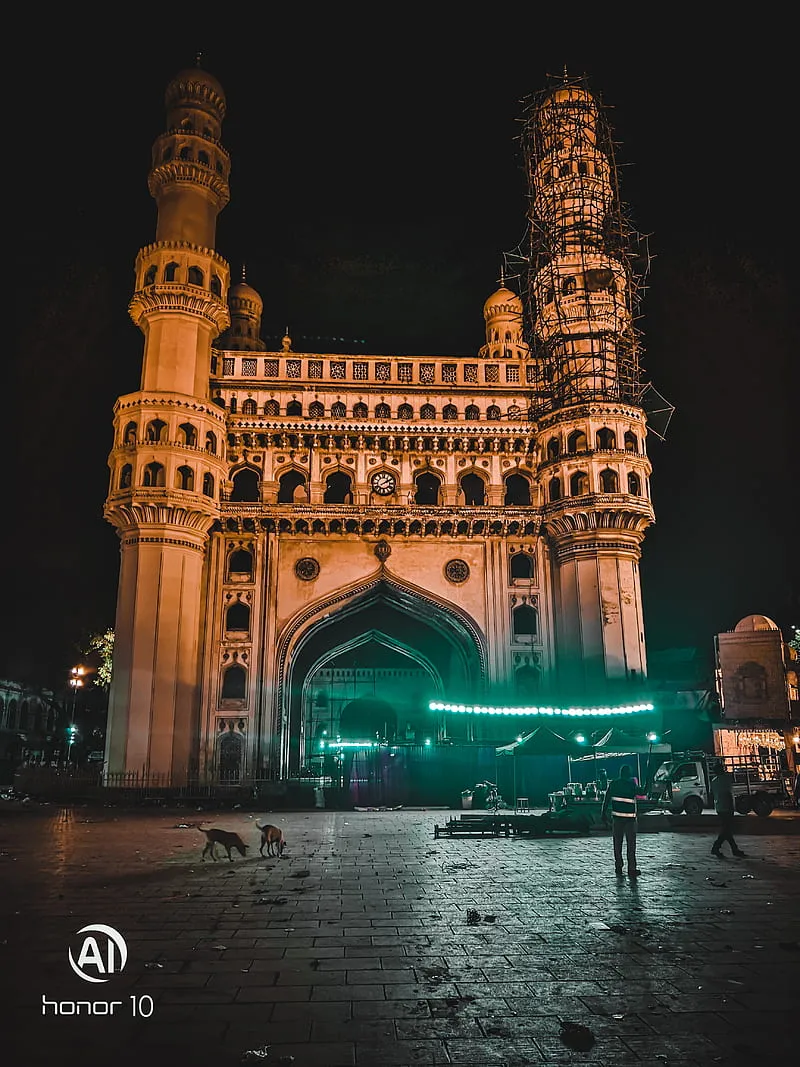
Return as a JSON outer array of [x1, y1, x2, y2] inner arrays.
[[256, 821, 286, 857], [198, 826, 248, 862]]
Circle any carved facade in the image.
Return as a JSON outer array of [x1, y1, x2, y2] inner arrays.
[[104, 68, 655, 785]]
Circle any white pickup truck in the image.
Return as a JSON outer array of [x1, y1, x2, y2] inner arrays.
[[649, 750, 786, 817]]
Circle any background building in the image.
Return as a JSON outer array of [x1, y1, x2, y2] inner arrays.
[[103, 68, 660, 797]]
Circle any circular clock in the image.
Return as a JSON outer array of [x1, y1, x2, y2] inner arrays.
[[371, 471, 397, 496]]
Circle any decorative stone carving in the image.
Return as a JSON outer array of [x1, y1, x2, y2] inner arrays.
[[295, 557, 320, 581], [374, 540, 391, 563], [444, 559, 470, 584]]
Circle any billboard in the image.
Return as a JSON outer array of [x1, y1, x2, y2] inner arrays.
[[717, 630, 789, 721]]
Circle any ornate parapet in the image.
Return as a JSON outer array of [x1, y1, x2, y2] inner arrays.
[[129, 284, 230, 334]]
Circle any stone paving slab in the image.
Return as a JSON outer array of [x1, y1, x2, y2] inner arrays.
[[1, 806, 798, 1067]]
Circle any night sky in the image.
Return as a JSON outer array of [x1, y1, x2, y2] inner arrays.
[[7, 23, 796, 691]]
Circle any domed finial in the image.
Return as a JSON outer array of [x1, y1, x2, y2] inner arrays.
[[497, 264, 506, 288], [562, 63, 569, 83], [195, 51, 203, 68], [281, 327, 292, 352], [241, 263, 247, 282]]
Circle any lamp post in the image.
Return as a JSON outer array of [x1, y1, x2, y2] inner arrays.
[[68, 666, 84, 765]]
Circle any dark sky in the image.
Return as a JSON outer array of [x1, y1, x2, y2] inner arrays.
[[7, 22, 797, 689]]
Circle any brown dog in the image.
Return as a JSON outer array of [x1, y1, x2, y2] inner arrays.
[[256, 821, 286, 857], [198, 826, 248, 862]]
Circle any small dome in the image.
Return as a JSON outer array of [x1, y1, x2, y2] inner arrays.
[[733, 614, 780, 633], [229, 280, 262, 310], [483, 286, 523, 319], [165, 67, 226, 119]]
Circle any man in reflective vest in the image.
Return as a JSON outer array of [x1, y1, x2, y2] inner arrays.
[[601, 765, 640, 877]]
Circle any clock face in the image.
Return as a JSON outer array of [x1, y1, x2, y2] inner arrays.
[[371, 471, 397, 496]]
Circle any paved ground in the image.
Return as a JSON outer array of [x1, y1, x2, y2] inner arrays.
[[1, 807, 798, 1067]]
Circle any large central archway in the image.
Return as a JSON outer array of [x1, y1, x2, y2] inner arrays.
[[274, 575, 485, 776]]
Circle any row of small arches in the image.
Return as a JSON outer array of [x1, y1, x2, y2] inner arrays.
[[142, 263, 224, 294], [123, 421, 218, 453], [120, 463, 216, 496], [542, 159, 604, 183], [547, 428, 639, 457], [224, 398, 522, 421], [261, 469, 533, 506], [548, 469, 642, 500], [161, 143, 226, 176]]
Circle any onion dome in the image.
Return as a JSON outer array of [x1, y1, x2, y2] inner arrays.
[[733, 614, 780, 633], [229, 279, 263, 315], [483, 286, 523, 321]]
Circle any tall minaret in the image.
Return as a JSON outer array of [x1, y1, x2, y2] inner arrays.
[[525, 79, 655, 699], [103, 65, 231, 780]]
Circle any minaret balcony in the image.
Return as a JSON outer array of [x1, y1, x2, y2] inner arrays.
[[147, 159, 230, 207], [536, 293, 630, 341], [129, 284, 231, 334]]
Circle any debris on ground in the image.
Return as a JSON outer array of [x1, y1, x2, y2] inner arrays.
[[719, 909, 735, 915], [465, 909, 481, 925], [241, 1048, 270, 1063], [560, 1021, 595, 1052], [705, 878, 728, 887], [256, 897, 288, 906], [144, 962, 164, 970], [173, 823, 194, 829], [290, 870, 311, 878]]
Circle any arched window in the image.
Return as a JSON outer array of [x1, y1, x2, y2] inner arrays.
[[420, 404, 436, 420], [286, 400, 302, 416], [548, 477, 562, 502], [143, 462, 165, 487], [119, 464, 132, 489], [460, 472, 485, 505], [278, 469, 306, 503], [213, 394, 225, 408], [510, 552, 534, 581], [570, 471, 589, 496], [398, 403, 413, 420], [442, 404, 458, 420], [375, 403, 391, 419], [145, 419, 167, 442], [176, 465, 194, 491], [231, 468, 260, 502], [215, 160, 224, 175], [164, 262, 179, 282], [547, 437, 560, 460], [144, 265, 157, 286], [188, 266, 204, 287], [229, 397, 237, 414], [624, 431, 639, 453], [308, 401, 325, 418], [504, 473, 531, 506], [567, 429, 587, 453], [178, 422, 197, 447], [178, 146, 191, 161], [414, 471, 441, 505], [264, 399, 280, 416], [513, 604, 538, 636], [225, 601, 250, 632], [465, 405, 480, 420], [242, 399, 257, 415], [545, 285, 555, 304], [123, 421, 137, 445], [218, 729, 244, 782], [331, 402, 346, 418], [324, 471, 353, 504], [562, 276, 576, 294], [228, 549, 253, 576], [221, 665, 246, 701], [515, 660, 540, 696], [599, 468, 618, 493], [205, 431, 217, 454], [596, 427, 616, 450], [627, 471, 641, 495], [353, 402, 368, 418], [486, 405, 501, 420], [202, 472, 215, 497], [197, 150, 210, 166], [210, 274, 222, 297]]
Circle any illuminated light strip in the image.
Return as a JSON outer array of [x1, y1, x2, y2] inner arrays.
[[321, 740, 380, 749], [428, 702, 655, 716]]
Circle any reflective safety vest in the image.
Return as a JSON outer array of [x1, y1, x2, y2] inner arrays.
[[608, 779, 638, 818]]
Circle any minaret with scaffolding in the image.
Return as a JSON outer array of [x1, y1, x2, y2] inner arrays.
[[523, 76, 656, 698]]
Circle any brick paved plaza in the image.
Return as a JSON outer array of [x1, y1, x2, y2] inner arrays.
[[1, 806, 798, 1067]]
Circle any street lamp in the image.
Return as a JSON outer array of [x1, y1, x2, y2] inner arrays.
[[68, 666, 85, 764]]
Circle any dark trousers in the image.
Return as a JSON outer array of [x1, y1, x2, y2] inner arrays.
[[612, 816, 637, 871], [713, 813, 740, 853]]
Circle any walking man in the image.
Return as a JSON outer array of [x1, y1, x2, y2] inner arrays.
[[601, 765, 640, 878], [711, 765, 746, 857]]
